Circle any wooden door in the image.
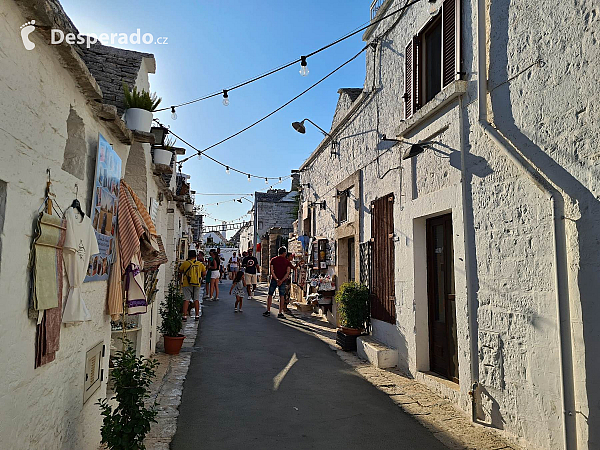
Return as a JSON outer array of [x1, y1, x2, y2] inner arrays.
[[426, 214, 458, 382], [348, 237, 355, 282], [371, 194, 395, 323]]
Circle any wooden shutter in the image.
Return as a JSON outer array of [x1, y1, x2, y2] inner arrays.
[[370, 194, 395, 324], [442, 0, 461, 87], [403, 39, 413, 119]]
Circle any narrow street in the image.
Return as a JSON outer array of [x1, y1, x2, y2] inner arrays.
[[172, 280, 447, 450]]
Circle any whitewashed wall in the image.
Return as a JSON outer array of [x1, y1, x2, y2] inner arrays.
[[0, 2, 130, 448], [300, 0, 599, 448]]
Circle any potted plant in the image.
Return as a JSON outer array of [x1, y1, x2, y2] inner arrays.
[[184, 202, 194, 213], [123, 83, 162, 133], [97, 339, 158, 450], [160, 281, 185, 355], [335, 282, 369, 350], [153, 135, 175, 166]]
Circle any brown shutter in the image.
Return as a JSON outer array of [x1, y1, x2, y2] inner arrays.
[[413, 36, 420, 110], [442, 0, 461, 87], [403, 39, 413, 119]]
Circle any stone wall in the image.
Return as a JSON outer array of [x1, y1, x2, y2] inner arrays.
[[299, 0, 600, 448]]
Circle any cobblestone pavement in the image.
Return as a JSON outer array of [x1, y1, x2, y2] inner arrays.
[[144, 315, 199, 450]]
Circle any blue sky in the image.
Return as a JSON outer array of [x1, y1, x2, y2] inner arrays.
[[61, 0, 369, 228]]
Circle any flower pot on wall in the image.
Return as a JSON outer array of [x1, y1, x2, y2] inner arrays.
[[125, 108, 153, 132], [184, 203, 194, 213], [153, 148, 172, 166], [163, 334, 185, 355]]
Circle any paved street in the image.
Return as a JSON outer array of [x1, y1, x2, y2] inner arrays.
[[172, 281, 447, 450]]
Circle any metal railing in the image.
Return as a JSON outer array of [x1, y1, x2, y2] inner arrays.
[[370, 0, 385, 19]]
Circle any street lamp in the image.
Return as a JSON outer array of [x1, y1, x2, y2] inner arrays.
[[150, 125, 169, 147], [292, 118, 338, 155]]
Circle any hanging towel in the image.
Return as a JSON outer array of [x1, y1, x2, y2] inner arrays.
[[125, 254, 147, 315], [106, 231, 123, 320], [31, 213, 66, 311]]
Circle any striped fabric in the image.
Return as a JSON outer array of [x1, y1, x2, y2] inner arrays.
[[143, 234, 168, 271], [123, 180, 157, 235], [118, 180, 146, 275]]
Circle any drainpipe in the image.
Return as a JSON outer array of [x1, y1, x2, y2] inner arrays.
[[458, 93, 479, 423], [476, 1, 576, 448]]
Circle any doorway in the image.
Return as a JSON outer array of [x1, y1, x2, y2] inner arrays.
[[371, 193, 395, 323], [426, 213, 459, 382], [347, 237, 355, 282]]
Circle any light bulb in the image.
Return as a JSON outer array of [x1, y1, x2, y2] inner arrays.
[[197, 153, 202, 160], [222, 89, 229, 106], [247, 174, 251, 182], [300, 56, 309, 77], [171, 106, 177, 120], [216, 203, 219, 206], [279, 177, 282, 182], [265, 178, 269, 185], [226, 166, 230, 174]]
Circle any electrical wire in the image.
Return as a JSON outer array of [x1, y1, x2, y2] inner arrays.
[[173, 45, 367, 166], [154, 0, 424, 112]]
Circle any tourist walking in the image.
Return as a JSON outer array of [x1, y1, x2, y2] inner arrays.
[[242, 248, 260, 299], [208, 249, 221, 300], [264, 246, 292, 318], [228, 252, 239, 280], [229, 270, 246, 312], [178, 250, 206, 321]]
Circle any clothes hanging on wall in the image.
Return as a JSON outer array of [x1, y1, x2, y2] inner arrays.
[[106, 232, 123, 320], [117, 180, 146, 275], [125, 254, 147, 315], [62, 208, 99, 323]]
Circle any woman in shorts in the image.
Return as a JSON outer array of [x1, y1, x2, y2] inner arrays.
[[209, 250, 220, 300]]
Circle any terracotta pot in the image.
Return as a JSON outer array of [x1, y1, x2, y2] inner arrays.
[[163, 334, 185, 355], [340, 326, 361, 336]]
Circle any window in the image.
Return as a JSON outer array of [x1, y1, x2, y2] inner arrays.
[[404, 0, 461, 118], [338, 189, 348, 224]]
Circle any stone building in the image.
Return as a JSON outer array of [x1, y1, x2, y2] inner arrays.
[[0, 1, 193, 448], [296, 0, 600, 449], [252, 189, 297, 277]]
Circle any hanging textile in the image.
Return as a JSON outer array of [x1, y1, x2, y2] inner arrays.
[[142, 234, 168, 271], [117, 180, 146, 275], [31, 213, 67, 368], [62, 208, 99, 323], [125, 254, 147, 315], [123, 180, 157, 235], [106, 231, 123, 320]]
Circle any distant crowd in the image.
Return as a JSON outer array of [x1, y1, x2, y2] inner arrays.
[[178, 246, 303, 319]]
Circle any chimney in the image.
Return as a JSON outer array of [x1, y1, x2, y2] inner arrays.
[[291, 170, 300, 191]]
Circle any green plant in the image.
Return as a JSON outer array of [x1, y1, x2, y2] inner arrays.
[[123, 83, 162, 112], [97, 339, 158, 450], [335, 281, 370, 329], [163, 135, 176, 149], [159, 282, 183, 337]]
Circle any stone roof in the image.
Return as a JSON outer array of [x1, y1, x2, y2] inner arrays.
[[255, 190, 292, 203], [338, 88, 363, 103], [80, 43, 154, 115]]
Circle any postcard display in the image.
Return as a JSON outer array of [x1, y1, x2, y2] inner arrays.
[[85, 133, 121, 282]]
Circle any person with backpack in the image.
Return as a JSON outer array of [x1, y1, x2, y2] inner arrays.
[[178, 250, 206, 321]]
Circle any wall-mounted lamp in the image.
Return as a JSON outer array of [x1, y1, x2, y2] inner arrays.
[[292, 118, 338, 150], [301, 183, 311, 189], [381, 134, 402, 143], [402, 143, 432, 160], [150, 125, 169, 147], [310, 200, 326, 210]]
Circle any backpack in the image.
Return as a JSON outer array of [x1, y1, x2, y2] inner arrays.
[[183, 261, 201, 286]]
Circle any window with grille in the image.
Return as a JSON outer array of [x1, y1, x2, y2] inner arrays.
[[404, 0, 461, 119]]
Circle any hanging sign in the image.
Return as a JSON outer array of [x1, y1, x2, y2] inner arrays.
[[85, 133, 121, 282]]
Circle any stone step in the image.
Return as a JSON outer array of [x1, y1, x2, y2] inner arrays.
[[357, 336, 398, 369]]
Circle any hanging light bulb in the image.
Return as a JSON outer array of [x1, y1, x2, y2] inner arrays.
[[226, 166, 230, 174], [222, 89, 229, 106], [247, 174, 251, 182], [265, 178, 269, 185], [197, 152, 202, 161], [279, 177, 282, 182], [216, 203, 219, 206], [171, 106, 177, 120], [299, 56, 309, 76]]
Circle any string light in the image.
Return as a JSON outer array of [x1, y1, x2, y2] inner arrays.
[[171, 106, 177, 120], [265, 178, 269, 184], [153, 0, 423, 114], [300, 56, 309, 76], [197, 153, 202, 161], [226, 166, 230, 174], [247, 174, 251, 182], [222, 90, 229, 106]]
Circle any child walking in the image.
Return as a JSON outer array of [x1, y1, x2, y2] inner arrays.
[[230, 270, 246, 312]]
